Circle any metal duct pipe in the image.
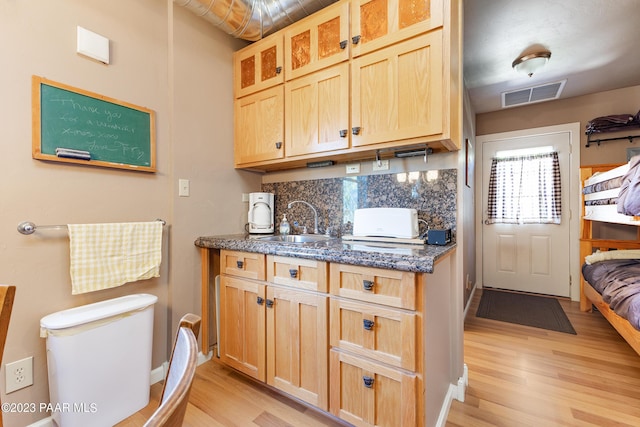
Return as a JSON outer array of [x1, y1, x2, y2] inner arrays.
[[175, 0, 336, 41]]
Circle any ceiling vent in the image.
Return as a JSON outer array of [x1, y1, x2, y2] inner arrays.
[[501, 80, 567, 109]]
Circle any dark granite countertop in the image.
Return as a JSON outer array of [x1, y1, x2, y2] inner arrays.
[[195, 234, 456, 273]]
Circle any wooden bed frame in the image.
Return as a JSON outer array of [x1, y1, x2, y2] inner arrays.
[[580, 164, 640, 356]]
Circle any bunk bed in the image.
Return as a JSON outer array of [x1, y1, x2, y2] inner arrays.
[[580, 161, 640, 355]]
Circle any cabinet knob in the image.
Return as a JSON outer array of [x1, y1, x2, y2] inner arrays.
[[275, 66, 282, 74], [275, 141, 282, 149], [266, 299, 274, 308], [362, 376, 374, 388], [363, 319, 375, 330], [339, 40, 348, 49], [236, 260, 244, 269], [257, 296, 264, 305], [289, 268, 298, 278], [363, 280, 374, 291], [352, 127, 361, 135], [352, 35, 361, 45], [339, 129, 348, 138]]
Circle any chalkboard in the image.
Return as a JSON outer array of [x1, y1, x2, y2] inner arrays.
[[32, 76, 156, 172]]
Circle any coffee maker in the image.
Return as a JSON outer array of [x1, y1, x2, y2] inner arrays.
[[248, 192, 274, 234]]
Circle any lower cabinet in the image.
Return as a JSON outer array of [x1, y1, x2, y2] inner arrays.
[[329, 350, 417, 427], [219, 251, 329, 410], [219, 252, 423, 426], [219, 275, 266, 381], [267, 285, 328, 409]]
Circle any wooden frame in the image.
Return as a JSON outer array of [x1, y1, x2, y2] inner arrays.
[[580, 164, 640, 356], [32, 76, 156, 173]]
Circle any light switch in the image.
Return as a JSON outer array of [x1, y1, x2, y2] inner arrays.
[[179, 179, 190, 197]]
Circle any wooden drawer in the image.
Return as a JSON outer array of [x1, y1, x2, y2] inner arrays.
[[329, 349, 417, 427], [330, 263, 416, 309], [221, 250, 266, 281], [267, 255, 328, 292], [330, 298, 415, 371]]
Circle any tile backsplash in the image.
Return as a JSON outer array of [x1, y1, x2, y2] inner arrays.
[[262, 169, 456, 237]]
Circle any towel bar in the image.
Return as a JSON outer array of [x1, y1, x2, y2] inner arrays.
[[17, 219, 166, 235]]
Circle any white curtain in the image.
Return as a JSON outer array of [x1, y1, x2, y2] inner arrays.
[[486, 152, 562, 224]]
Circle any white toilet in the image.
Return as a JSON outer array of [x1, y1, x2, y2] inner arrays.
[[40, 294, 158, 427]]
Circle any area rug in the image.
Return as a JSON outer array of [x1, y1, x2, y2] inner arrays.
[[476, 289, 576, 334]]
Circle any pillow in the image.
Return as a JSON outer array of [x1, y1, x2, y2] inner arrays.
[[585, 249, 640, 265]]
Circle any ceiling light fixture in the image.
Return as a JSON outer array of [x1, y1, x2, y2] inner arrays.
[[512, 51, 551, 77]]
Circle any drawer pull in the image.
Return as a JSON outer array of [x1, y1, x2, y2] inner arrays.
[[352, 35, 361, 45], [363, 319, 375, 330], [339, 40, 348, 49], [266, 299, 274, 308], [339, 129, 348, 138], [289, 268, 298, 278], [257, 296, 264, 305], [275, 141, 282, 149], [363, 280, 374, 291], [352, 126, 362, 135], [362, 376, 374, 388], [236, 260, 244, 269], [275, 66, 282, 74]]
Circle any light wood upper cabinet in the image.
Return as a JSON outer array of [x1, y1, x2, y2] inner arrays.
[[350, 0, 443, 57], [284, 1, 350, 81], [234, 34, 284, 98], [285, 63, 350, 157], [351, 31, 443, 147], [234, 85, 284, 165]]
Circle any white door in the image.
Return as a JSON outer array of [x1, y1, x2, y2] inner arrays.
[[481, 131, 571, 297]]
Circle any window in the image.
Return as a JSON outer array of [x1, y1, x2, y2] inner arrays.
[[487, 150, 561, 224]]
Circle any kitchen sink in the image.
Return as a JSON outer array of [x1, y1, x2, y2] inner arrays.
[[256, 234, 334, 243]]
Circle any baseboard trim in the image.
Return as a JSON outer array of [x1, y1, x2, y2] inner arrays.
[[435, 363, 468, 427]]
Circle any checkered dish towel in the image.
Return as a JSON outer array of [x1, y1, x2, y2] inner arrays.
[[68, 222, 163, 295]]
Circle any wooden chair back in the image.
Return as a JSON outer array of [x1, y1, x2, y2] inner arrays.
[[0, 286, 16, 427], [143, 314, 200, 427]]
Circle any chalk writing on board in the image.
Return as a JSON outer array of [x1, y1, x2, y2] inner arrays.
[[33, 76, 156, 172]]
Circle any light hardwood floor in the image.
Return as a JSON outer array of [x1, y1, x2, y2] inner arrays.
[[120, 289, 640, 426]]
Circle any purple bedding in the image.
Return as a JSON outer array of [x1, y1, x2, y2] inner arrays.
[[618, 156, 640, 216], [582, 259, 640, 331]]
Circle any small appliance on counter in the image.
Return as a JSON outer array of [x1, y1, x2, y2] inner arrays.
[[353, 208, 419, 239], [248, 192, 274, 234], [342, 208, 424, 245], [427, 228, 452, 245]]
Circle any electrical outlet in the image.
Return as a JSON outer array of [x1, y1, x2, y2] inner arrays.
[[6, 356, 33, 394], [346, 163, 360, 174], [372, 159, 390, 171]]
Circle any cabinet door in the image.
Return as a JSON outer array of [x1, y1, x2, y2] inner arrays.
[[330, 298, 416, 370], [285, 63, 350, 157], [234, 85, 285, 165], [284, 1, 349, 81], [234, 34, 284, 98], [351, 31, 443, 148], [330, 350, 417, 427], [219, 276, 266, 381], [330, 263, 416, 310], [350, 0, 443, 57], [267, 286, 329, 410]]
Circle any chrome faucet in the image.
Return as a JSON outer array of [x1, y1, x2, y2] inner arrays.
[[287, 200, 320, 234]]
